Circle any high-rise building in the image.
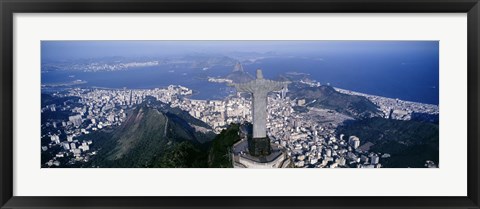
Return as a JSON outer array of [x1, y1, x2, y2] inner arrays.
[[326, 148, 332, 157], [281, 86, 288, 99], [67, 135, 73, 142], [69, 115, 82, 127], [70, 143, 77, 150], [81, 142, 89, 151], [62, 142, 70, 150], [50, 134, 60, 144], [348, 136, 360, 149], [297, 99, 306, 106], [371, 155, 380, 165]]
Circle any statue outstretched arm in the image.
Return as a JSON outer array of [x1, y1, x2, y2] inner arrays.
[[228, 82, 254, 93]]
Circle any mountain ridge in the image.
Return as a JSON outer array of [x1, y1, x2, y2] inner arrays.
[[87, 102, 215, 168], [226, 62, 254, 83], [290, 82, 382, 118]]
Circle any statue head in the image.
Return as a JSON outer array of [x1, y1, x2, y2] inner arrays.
[[256, 69, 264, 79]]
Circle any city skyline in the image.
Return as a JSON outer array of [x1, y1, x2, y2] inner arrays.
[[40, 41, 440, 168]]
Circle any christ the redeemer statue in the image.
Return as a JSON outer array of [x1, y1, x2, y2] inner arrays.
[[229, 69, 290, 139]]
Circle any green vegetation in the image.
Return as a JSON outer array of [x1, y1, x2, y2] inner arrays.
[[337, 117, 439, 168], [208, 124, 241, 168], [151, 141, 209, 168], [85, 105, 215, 168], [83, 104, 243, 168]]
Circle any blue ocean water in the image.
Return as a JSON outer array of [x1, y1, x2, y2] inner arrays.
[[42, 55, 439, 105], [41, 41, 439, 105]]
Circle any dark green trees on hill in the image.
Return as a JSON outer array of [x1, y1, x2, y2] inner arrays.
[[86, 104, 214, 168], [208, 124, 241, 168], [151, 141, 209, 168], [84, 104, 242, 168], [337, 117, 439, 168]]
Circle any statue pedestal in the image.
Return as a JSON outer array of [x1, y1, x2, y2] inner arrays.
[[248, 137, 271, 156], [232, 136, 291, 168]]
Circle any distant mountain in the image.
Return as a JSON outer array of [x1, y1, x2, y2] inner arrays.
[[290, 82, 381, 118], [87, 101, 215, 168], [226, 62, 254, 83], [232, 62, 244, 72], [182, 54, 237, 68], [42, 54, 239, 72]]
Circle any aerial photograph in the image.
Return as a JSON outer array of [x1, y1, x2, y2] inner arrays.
[[41, 41, 439, 168]]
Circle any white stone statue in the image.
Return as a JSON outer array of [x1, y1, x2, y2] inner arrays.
[[229, 69, 290, 138]]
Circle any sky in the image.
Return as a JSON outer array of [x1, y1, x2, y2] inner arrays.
[[41, 40, 439, 61]]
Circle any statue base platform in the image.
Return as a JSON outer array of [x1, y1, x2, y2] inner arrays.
[[248, 137, 271, 156], [231, 138, 291, 168]]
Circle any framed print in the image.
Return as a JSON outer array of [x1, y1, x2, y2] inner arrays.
[[1, 0, 479, 208]]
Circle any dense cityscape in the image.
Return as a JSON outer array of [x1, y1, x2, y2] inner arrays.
[[41, 78, 438, 168], [41, 41, 440, 168]]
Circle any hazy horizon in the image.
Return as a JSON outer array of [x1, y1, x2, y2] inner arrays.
[[42, 40, 439, 61]]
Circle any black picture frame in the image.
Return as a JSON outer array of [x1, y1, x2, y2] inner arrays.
[[1, 0, 479, 208]]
